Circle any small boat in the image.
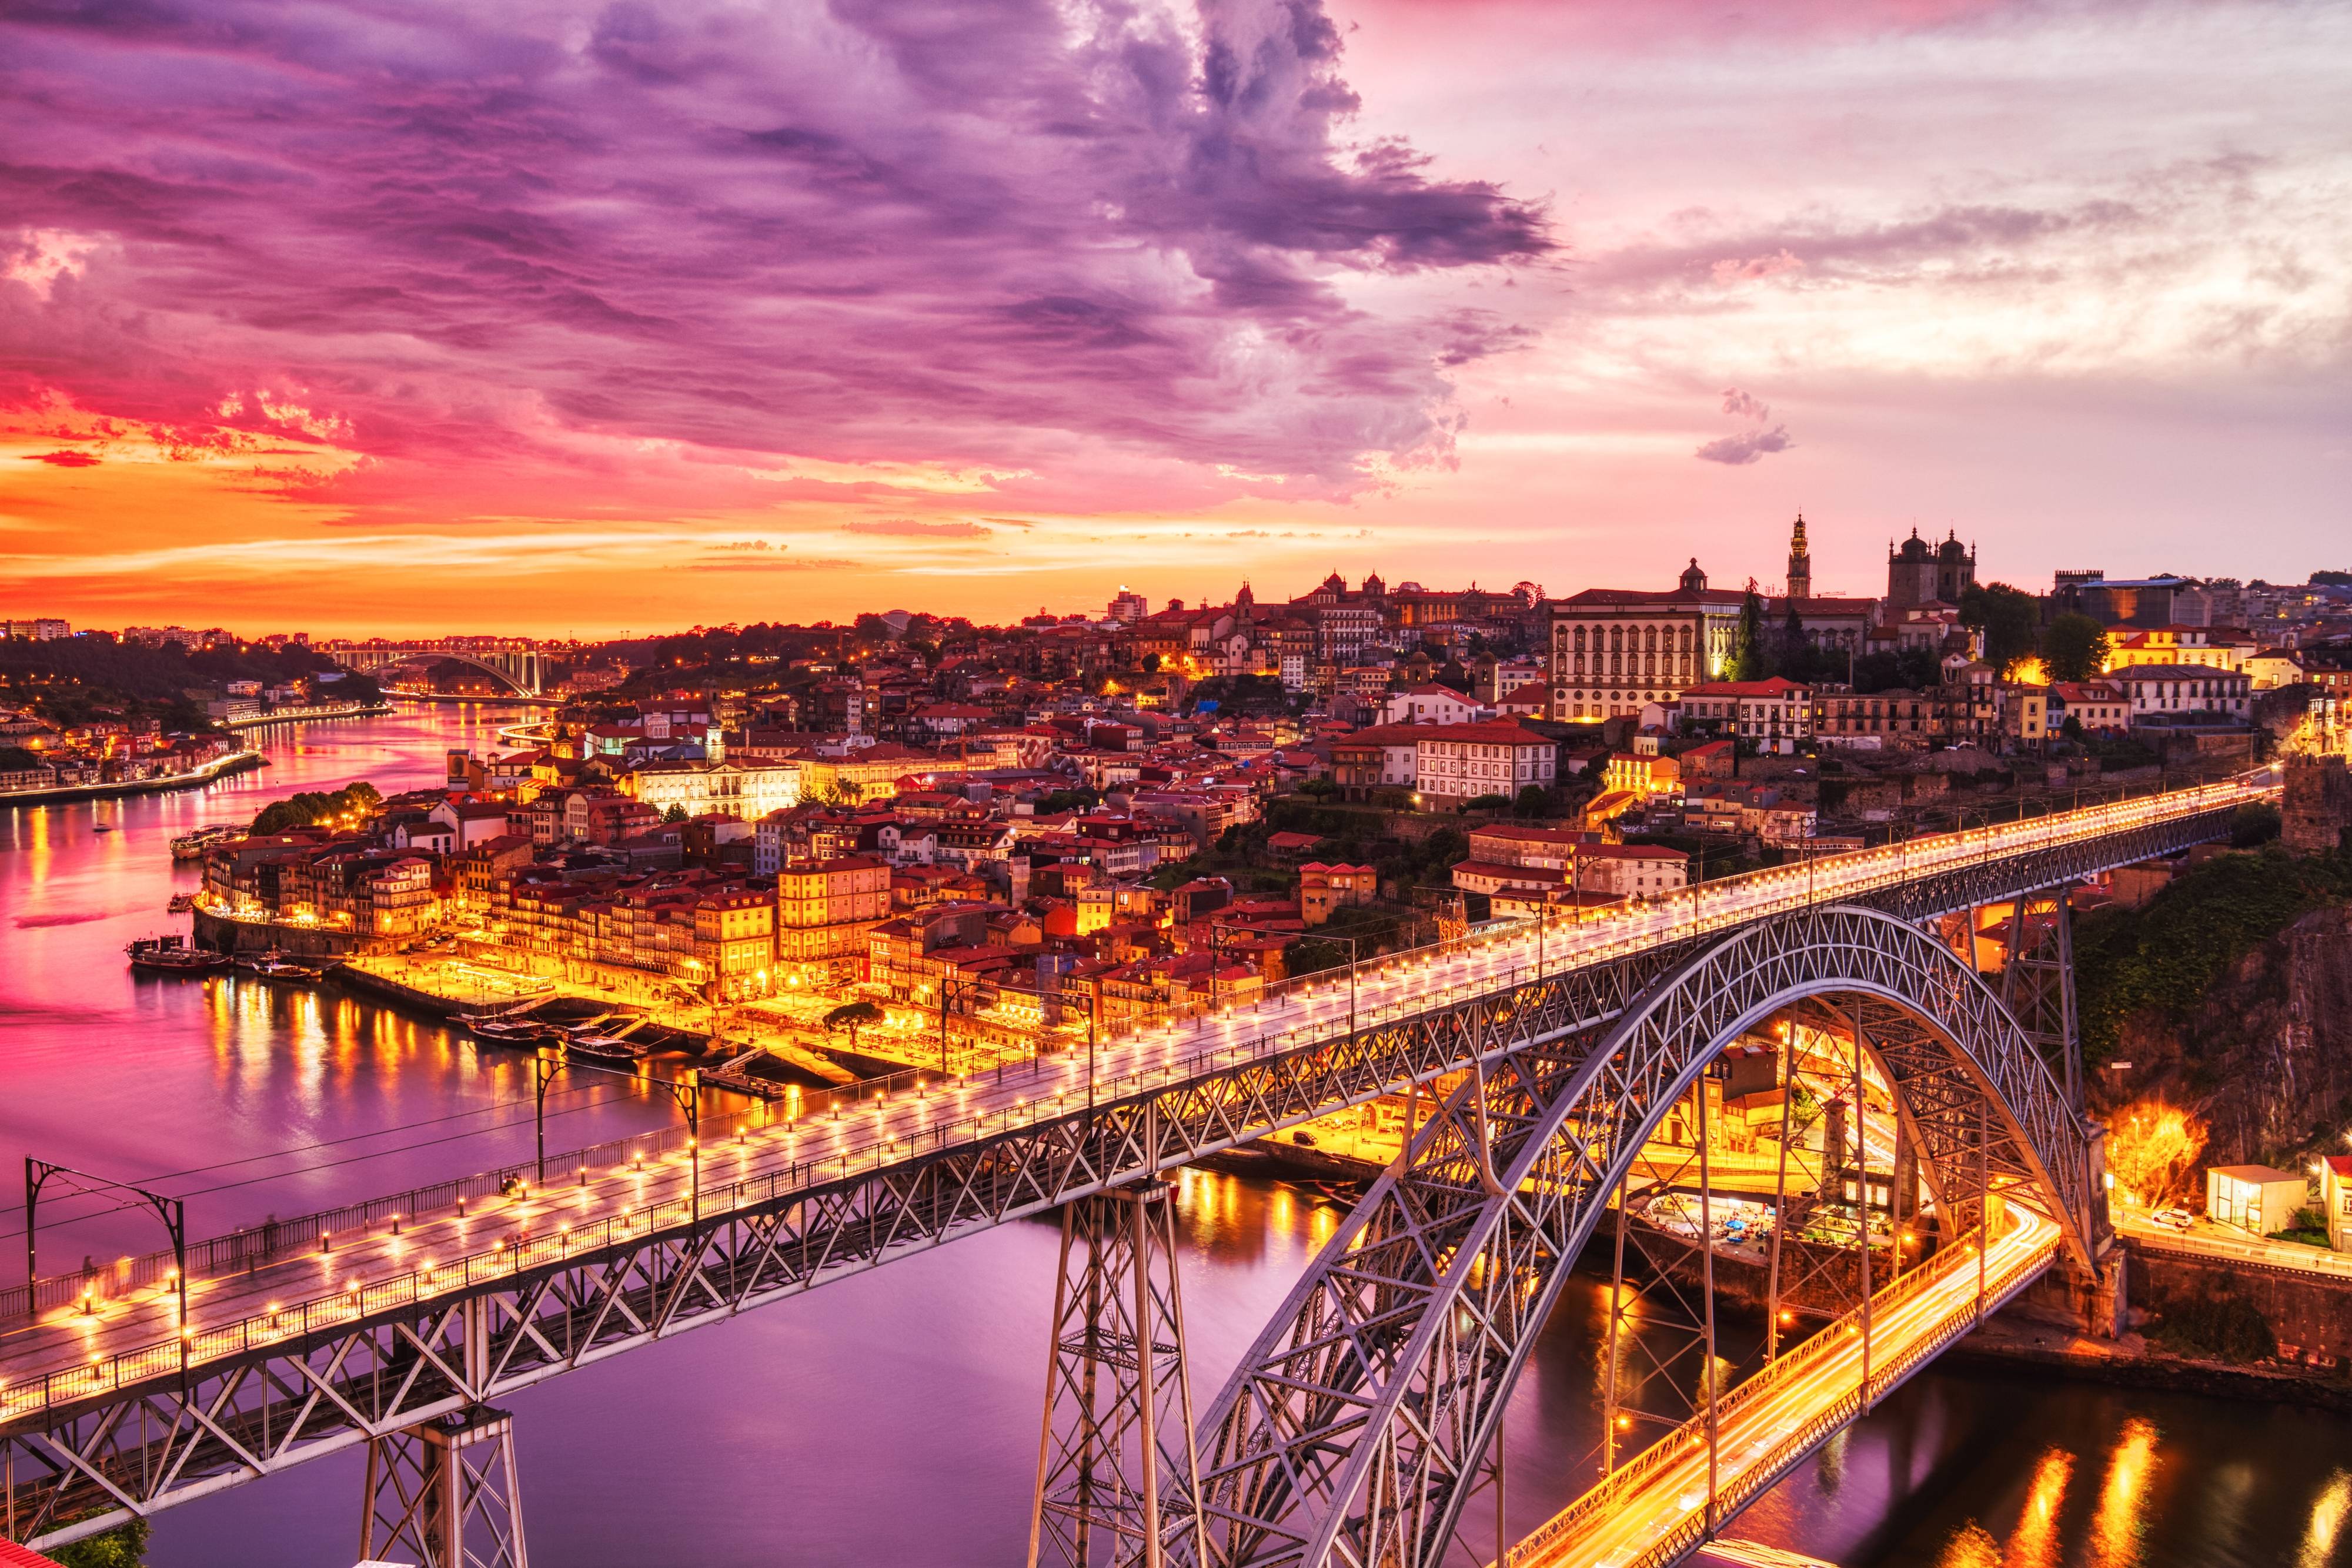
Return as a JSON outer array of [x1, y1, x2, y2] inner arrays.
[[170, 825, 238, 861], [166, 892, 197, 914], [238, 950, 323, 982], [92, 824, 114, 833], [563, 1032, 647, 1062], [126, 936, 232, 974], [466, 1017, 559, 1047]]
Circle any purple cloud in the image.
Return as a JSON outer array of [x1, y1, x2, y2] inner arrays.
[[0, 0, 1551, 509], [1720, 387, 1770, 422], [1695, 426, 1793, 465], [24, 449, 99, 466]]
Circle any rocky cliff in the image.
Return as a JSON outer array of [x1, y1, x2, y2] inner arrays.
[[2089, 897, 2352, 1166]]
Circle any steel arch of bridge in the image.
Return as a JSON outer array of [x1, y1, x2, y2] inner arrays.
[[331, 645, 543, 697], [1187, 904, 2091, 1568]]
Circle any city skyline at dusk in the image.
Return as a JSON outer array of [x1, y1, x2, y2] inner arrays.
[[7, 9, 2352, 1566], [6, 0, 2348, 635]]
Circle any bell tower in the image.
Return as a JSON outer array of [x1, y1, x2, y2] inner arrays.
[[1786, 512, 1812, 601]]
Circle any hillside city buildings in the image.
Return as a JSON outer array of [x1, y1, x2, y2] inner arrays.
[[17, 515, 2352, 1051]]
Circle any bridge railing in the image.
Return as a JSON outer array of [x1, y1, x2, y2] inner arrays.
[[1, 778, 2260, 1398]]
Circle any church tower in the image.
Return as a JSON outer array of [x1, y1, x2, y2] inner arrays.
[[1786, 513, 1812, 601]]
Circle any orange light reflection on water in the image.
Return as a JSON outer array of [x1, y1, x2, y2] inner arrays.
[[2301, 1470, 2351, 1568], [2006, 1446, 2073, 1568], [2090, 1417, 2160, 1568]]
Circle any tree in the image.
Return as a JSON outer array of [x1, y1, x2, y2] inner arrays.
[[52, 1521, 149, 1568], [1849, 646, 1940, 696], [1777, 602, 1815, 684], [662, 803, 689, 824], [2042, 613, 2110, 683], [1958, 582, 2040, 676], [1730, 587, 1769, 681], [1513, 784, 1549, 818], [823, 999, 885, 1054]]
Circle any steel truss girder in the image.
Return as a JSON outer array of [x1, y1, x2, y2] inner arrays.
[[1184, 904, 2092, 1568], [1028, 1182, 1204, 1568], [2000, 891, 2082, 1113], [4, 807, 2227, 1550], [360, 1403, 529, 1568], [1850, 807, 2230, 928]]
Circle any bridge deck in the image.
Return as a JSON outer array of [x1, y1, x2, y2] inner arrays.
[[1508, 1209, 2061, 1568]]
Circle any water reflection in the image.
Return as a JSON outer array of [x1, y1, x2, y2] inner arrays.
[[2009, 1447, 2072, 1568], [2090, 1417, 2159, 1568], [2301, 1471, 2350, 1568]]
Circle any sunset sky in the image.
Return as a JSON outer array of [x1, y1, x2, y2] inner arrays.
[[4, 0, 2346, 637]]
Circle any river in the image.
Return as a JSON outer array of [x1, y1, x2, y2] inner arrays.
[[2, 703, 2346, 1567]]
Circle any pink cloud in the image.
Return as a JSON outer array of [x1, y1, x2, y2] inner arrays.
[[1710, 248, 1807, 283], [843, 517, 992, 539]]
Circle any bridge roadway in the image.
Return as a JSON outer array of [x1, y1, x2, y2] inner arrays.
[[0, 775, 2266, 1546], [1506, 1209, 2062, 1568]]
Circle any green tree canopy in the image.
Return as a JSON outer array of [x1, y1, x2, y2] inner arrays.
[[52, 1520, 149, 1568], [1731, 587, 1769, 681], [2042, 613, 2110, 683], [1958, 583, 2040, 676], [249, 781, 381, 835]]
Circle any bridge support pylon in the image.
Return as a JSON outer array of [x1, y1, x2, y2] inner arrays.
[[360, 1406, 529, 1568], [1026, 1181, 1202, 1568]]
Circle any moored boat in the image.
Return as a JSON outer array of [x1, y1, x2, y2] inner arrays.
[[563, 1032, 647, 1062], [463, 1015, 559, 1047], [238, 950, 323, 982], [125, 935, 232, 974], [169, 824, 238, 861], [166, 892, 197, 913]]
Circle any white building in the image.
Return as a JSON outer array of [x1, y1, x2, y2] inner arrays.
[[1674, 678, 1814, 751], [1574, 844, 1690, 898], [2116, 664, 2253, 722], [626, 759, 802, 821], [1379, 685, 1483, 727], [1411, 722, 1558, 807]]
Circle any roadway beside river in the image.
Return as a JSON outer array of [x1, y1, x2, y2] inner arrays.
[[0, 746, 263, 807]]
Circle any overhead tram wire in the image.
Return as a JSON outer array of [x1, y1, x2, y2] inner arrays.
[[5, 1055, 753, 1248], [0, 1072, 650, 1245]]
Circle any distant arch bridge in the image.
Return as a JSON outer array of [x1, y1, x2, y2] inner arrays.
[[322, 640, 546, 698]]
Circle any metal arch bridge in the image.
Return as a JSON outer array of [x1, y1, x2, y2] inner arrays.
[[321, 639, 547, 698], [0, 777, 2270, 1564]]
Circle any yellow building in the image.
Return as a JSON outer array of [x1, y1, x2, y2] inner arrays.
[[797, 746, 973, 807]]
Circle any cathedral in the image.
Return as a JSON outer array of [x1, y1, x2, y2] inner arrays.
[[1887, 528, 1977, 609]]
